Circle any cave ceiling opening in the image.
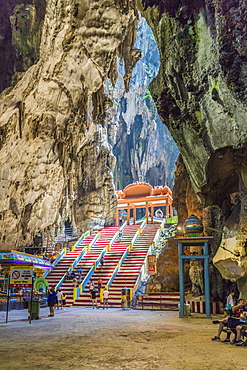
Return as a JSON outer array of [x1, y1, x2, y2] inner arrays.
[[105, 15, 179, 191]]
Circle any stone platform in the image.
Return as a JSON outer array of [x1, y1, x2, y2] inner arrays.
[[0, 307, 246, 369]]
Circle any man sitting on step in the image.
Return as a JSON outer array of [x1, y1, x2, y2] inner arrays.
[[211, 300, 247, 344]]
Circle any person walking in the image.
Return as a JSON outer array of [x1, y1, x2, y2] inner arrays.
[[77, 267, 83, 282], [91, 288, 99, 309], [100, 256, 104, 269], [118, 230, 123, 242], [226, 290, 235, 309], [56, 289, 63, 309], [97, 278, 103, 293], [89, 280, 95, 293], [73, 277, 78, 287], [103, 288, 109, 309], [47, 286, 57, 317], [61, 292, 66, 309]]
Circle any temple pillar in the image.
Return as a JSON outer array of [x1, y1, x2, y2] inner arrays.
[[133, 206, 136, 225], [166, 199, 169, 217], [169, 203, 173, 217], [127, 204, 130, 225], [151, 204, 154, 223], [145, 202, 149, 224]]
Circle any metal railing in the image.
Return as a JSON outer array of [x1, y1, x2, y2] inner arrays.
[[74, 230, 91, 249], [43, 248, 65, 278], [72, 231, 106, 301], [133, 295, 179, 311], [43, 230, 90, 279], [70, 230, 92, 271], [72, 222, 146, 302], [52, 230, 91, 289], [54, 227, 78, 243], [105, 245, 131, 290], [106, 221, 127, 249], [73, 246, 108, 301]]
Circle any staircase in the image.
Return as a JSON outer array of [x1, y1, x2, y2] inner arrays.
[[109, 224, 160, 307], [45, 222, 176, 310], [46, 234, 95, 288], [73, 224, 140, 307], [61, 226, 119, 305], [134, 292, 180, 311]]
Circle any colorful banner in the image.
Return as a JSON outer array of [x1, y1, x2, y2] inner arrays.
[[148, 255, 157, 275], [9, 265, 33, 287]]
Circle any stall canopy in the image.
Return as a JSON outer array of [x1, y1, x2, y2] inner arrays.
[[0, 250, 54, 269]]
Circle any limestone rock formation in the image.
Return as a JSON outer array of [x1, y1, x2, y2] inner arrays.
[[105, 16, 179, 190], [0, 0, 46, 93], [0, 0, 140, 249], [141, 0, 247, 298]]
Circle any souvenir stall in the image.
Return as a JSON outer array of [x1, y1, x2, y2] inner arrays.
[[0, 250, 53, 322]]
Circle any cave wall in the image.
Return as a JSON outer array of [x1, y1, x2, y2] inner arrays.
[[141, 0, 247, 299], [0, 0, 46, 93], [0, 0, 140, 249]]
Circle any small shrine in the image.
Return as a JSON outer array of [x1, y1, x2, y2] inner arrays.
[[174, 215, 214, 317], [116, 182, 173, 225]]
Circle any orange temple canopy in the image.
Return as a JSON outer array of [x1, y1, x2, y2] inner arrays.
[[116, 182, 173, 225]]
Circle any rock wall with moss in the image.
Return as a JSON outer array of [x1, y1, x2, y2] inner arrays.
[[141, 0, 247, 299]]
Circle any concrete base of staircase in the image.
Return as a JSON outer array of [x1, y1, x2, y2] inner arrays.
[[133, 304, 179, 311], [133, 292, 180, 311]]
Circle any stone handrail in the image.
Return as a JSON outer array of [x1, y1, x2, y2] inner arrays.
[[153, 219, 166, 245]]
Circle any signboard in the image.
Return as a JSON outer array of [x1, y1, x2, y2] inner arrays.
[[9, 265, 33, 287], [148, 255, 157, 275]]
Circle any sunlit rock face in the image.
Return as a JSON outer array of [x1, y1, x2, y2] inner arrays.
[[0, 0, 140, 249], [141, 0, 247, 297], [105, 16, 179, 190]]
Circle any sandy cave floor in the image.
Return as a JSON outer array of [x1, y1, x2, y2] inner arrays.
[[0, 307, 247, 370]]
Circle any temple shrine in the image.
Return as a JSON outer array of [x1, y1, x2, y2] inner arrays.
[[116, 182, 173, 225]]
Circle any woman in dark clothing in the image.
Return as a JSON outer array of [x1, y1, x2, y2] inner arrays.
[[47, 286, 57, 317]]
